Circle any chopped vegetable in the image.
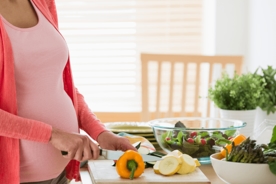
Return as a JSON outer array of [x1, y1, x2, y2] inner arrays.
[[153, 160, 161, 174], [177, 154, 196, 174], [158, 155, 182, 176], [194, 158, 201, 166], [138, 146, 150, 155], [168, 150, 183, 157], [153, 151, 199, 176], [220, 134, 247, 157], [115, 150, 145, 180]]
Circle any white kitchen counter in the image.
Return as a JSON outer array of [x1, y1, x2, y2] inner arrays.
[[79, 162, 224, 184]]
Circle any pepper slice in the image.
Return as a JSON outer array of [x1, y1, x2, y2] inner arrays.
[[115, 150, 145, 180]]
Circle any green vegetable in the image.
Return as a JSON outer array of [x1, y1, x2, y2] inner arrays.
[[175, 121, 186, 128], [181, 141, 200, 155], [177, 131, 184, 145], [270, 126, 276, 143], [198, 131, 209, 138], [194, 135, 201, 144], [225, 128, 236, 137], [211, 133, 225, 140], [215, 138, 231, 146], [268, 161, 276, 175]]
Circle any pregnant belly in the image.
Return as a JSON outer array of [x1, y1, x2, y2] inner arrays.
[[18, 91, 79, 182]]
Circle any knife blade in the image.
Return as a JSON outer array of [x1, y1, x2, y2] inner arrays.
[[61, 149, 162, 162], [100, 149, 162, 162]]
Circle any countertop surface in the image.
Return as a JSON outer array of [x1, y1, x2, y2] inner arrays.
[[88, 159, 210, 184], [199, 164, 225, 184], [79, 159, 225, 184]]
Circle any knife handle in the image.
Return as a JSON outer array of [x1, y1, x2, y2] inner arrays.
[[61, 151, 68, 155], [61, 149, 102, 156]]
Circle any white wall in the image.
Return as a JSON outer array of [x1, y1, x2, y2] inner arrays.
[[248, 0, 276, 71], [214, 0, 276, 73], [215, 0, 249, 71]]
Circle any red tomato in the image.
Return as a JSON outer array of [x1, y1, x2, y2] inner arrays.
[[190, 131, 197, 138], [201, 139, 207, 145], [187, 138, 194, 144]]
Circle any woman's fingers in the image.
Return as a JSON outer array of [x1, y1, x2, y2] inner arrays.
[[80, 137, 93, 161], [73, 138, 99, 161], [119, 137, 137, 151], [97, 131, 136, 152], [50, 127, 99, 161], [74, 146, 84, 161], [89, 141, 100, 160]]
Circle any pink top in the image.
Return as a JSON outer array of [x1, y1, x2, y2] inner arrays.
[[2, 1, 79, 182]]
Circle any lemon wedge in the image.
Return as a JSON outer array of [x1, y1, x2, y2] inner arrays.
[[158, 155, 182, 176], [177, 154, 196, 175]]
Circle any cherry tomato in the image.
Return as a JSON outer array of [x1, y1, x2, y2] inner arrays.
[[201, 139, 207, 145], [187, 138, 194, 144], [190, 131, 197, 138]]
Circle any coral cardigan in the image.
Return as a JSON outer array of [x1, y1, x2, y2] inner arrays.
[[0, 0, 106, 183]]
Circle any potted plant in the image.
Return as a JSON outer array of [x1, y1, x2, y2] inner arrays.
[[254, 66, 276, 115], [208, 71, 266, 136], [254, 66, 276, 124]]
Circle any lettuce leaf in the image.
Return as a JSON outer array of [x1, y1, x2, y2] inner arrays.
[[270, 126, 276, 143]]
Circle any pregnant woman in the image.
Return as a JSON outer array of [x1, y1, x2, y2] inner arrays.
[[0, 0, 135, 183]]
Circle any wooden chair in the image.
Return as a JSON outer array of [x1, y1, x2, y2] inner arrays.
[[140, 53, 243, 121]]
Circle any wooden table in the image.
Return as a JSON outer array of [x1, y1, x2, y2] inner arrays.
[[199, 164, 224, 184], [79, 160, 225, 184]]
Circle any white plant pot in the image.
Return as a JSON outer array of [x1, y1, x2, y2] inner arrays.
[[219, 109, 257, 137], [255, 107, 276, 125]]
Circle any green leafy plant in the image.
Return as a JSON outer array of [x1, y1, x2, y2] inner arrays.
[[254, 66, 276, 115], [208, 72, 266, 110]]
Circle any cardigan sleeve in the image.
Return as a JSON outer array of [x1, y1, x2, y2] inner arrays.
[[75, 88, 108, 141], [44, 0, 58, 26], [0, 109, 52, 143]]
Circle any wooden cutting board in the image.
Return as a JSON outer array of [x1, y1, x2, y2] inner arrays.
[[88, 160, 211, 184]]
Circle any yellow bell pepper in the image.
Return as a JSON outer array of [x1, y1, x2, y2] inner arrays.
[[115, 150, 145, 180]]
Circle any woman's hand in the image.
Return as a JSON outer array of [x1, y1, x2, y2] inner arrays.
[[96, 131, 137, 151], [50, 127, 99, 162]]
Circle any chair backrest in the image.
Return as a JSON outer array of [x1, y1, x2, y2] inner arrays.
[[140, 53, 243, 121]]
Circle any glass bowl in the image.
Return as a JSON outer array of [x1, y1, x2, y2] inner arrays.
[[149, 117, 246, 164]]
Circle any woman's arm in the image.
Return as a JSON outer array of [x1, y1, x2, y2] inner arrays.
[[0, 109, 52, 142]]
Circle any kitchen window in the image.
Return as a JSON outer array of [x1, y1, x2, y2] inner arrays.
[[56, 0, 203, 118]]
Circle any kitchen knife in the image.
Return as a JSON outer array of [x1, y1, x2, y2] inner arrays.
[[61, 149, 162, 162]]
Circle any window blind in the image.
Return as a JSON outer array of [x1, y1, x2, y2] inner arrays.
[[55, 0, 203, 112]]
